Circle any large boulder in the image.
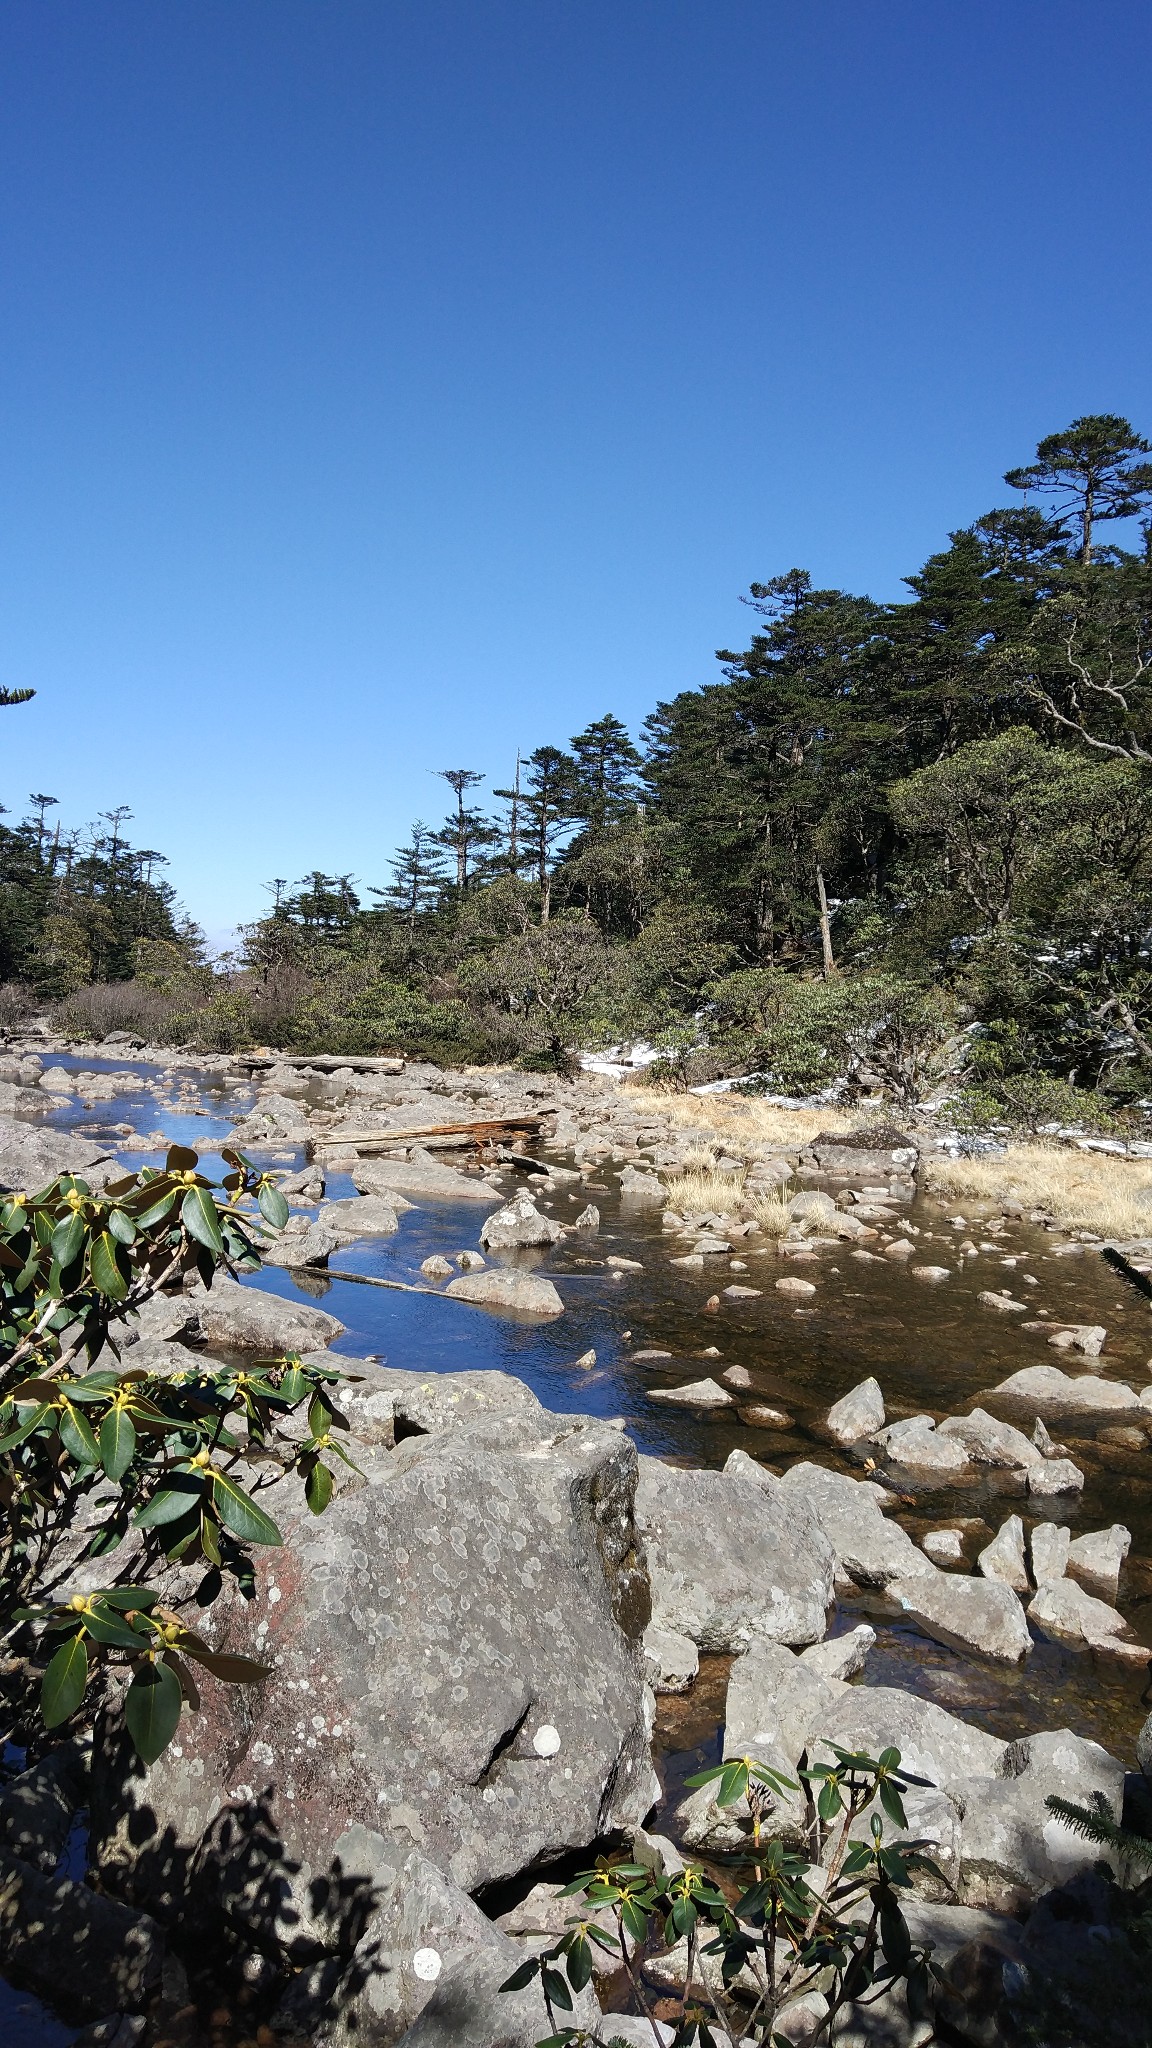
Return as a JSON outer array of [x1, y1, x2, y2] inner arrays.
[[93, 1398, 656, 1924], [936, 1408, 1041, 1469], [635, 1454, 834, 1653], [773, 1462, 934, 1590], [887, 1572, 1032, 1663], [479, 1194, 563, 1250], [955, 1730, 1126, 1911], [0, 1115, 116, 1193], [193, 1273, 345, 1350], [825, 1377, 885, 1445], [986, 1365, 1146, 1415]]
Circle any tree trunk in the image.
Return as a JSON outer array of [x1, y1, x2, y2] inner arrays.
[[816, 866, 838, 978]]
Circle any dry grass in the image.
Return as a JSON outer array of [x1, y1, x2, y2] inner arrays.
[[924, 1142, 1152, 1239], [742, 1185, 798, 1236], [661, 1167, 747, 1215], [633, 1084, 854, 1151]]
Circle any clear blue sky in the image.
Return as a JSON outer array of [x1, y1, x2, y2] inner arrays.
[[2, 2, 1150, 942]]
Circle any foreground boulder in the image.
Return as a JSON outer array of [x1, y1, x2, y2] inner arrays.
[[0, 1847, 164, 2022], [888, 1570, 1032, 1663], [773, 1461, 934, 1589], [193, 1272, 345, 1350], [93, 1383, 656, 1924], [955, 1730, 1126, 1911], [636, 1453, 834, 1652], [0, 1115, 116, 1192]]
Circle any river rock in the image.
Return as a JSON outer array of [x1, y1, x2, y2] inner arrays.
[[874, 1416, 969, 1473], [1026, 1456, 1084, 1496], [955, 1729, 1125, 1911], [820, 1685, 1005, 1792], [887, 1572, 1031, 1663], [572, 1203, 599, 1228], [882, 1238, 914, 1261], [323, 1194, 401, 1236], [279, 1164, 326, 1200], [455, 1249, 486, 1270], [724, 1637, 841, 1765], [826, 1377, 885, 1445], [987, 1364, 1145, 1414], [341, 1363, 546, 1438], [1046, 1323, 1107, 1355], [977, 1290, 1028, 1314], [349, 1149, 497, 1203], [977, 1516, 1029, 1593], [1029, 1521, 1070, 1583], [642, 1622, 700, 1693], [479, 1194, 563, 1250], [922, 1528, 965, 1564], [618, 1164, 664, 1200], [635, 1454, 834, 1652], [798, 1623, 876, 1683], [789, 1190, 838, 1225], [263, 1222, 341, 1268], [38, 1064, 75, 1092], [93, 1404, 657, 1922], [648, 1377, 733, 1408], [1028, 1577, 1137, 1653], [0, 1743, 88, 1873], [0, 1115, 115, 1193], [937, 1407, 1040, 1469], [1065, 1524, 1131, 1602], [774, 1462, 934, 1589], [445, 1268, 564, 1317], [193, 1273, 345, 1350], [776, 1275, 817, 1297], [420, 1255, 454, 1278]]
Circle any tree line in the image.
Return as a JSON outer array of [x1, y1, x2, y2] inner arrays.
[[20, 414, 1152, 1121]]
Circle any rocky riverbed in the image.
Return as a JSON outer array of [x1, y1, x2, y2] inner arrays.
[[4, 1035, 1152, 2047]]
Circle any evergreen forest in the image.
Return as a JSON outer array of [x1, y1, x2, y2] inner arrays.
[[8, 413, 1152, 1129]]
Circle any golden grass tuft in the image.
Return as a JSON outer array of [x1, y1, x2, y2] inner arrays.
[[742, 1185, 798, 1236], [924, 1142, 1152, 1239], [660, 1167, 747, 1215]]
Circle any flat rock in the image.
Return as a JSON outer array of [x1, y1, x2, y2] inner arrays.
[[194, 1273, 345, 1350], [263, 1222, 341, 1268], [1028, 1577, 1137, 1653], [987, 1364, 1144, 1414], [922, 1528, 965, 1563], [348, 1148, 497, 1203], [977, 1290, 1028, 1314], [322, 1194, 401, 1236], [445, 1268, 564, 1318], [635, 1454, 834, 1652], [820, 1685, 1005, 1790], [888, 1571, 1032, 1663], [776, 1275, 817, 1297], [739, 1402, 793, 1429], [826, 1376, 885, 1445], [1027, 1456, 1084, 1495], [0, 1115, 116, 1193], [649, 1377, 733, 1408]]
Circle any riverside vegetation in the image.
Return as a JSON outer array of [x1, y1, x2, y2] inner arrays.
[[7, 416, 1152, 1136]]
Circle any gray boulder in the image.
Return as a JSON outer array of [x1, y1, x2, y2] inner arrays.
[[636, 1454, 834, 1653], [874, 1417, 969, 1473], [349, 1149, 497, 1204], [0, 1116, 115, 1193], [799, 1624, 876, 1683], [93, 1407, 656, 1915], [193, 1273, 344, 1350], [937, 1407, 1040, 1469], [618, 1164, 664, 1201], [1029, 1521, 1070, 1584], [264, 1222, 341, 1268], [0, 1743, 87, 1873], [323, 1194, 401, 1236], [955, 1729, 1126, 1911], [642, 1622, 699, 1694], [0, 1847, 164, 2022], [1026, 1456, 1084, 1496], [1028, 1577, 1136, 1652], [724, 1637, 840, 1765], [1066, 1524, 1131, 1602], [789, 1190, 838, 1225], [393, 1941, 600, 2048], [819, 1686, 1005, 1792], [479, 1193, 563, 1250], [887, 1572, 1031, 1663], [826, 1377, 885, 1445], [987, 1364, 1144, 1414], [774, 1462, 935, 1589], [445, 1268, 564, 1317]]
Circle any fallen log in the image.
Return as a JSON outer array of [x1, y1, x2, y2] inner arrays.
[[321, 1116, 545, 1153]]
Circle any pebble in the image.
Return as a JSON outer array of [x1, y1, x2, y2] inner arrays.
[[776, 1276, 817, 1297]]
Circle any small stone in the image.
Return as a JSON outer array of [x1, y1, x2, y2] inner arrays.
[[911, 1265, 951, 1283], [1027, 1458, 1084, 1496], [1066, 1525, 1131, 1602], [978, 1515, 1030, 1593], [922, 1529, 965, 1564], [703, 1294, 721, 1312], [776, 1276, 817, 1297], [572, 1204, 600, 1229], [455, 1249, 486, 1271], [739, 1403, 794, 1429], [632, 1348, 673, 1360], [722, 1284, 762, 1299], [799, 1623, 876, 1682], [642, 1623, 700, 1694], [420, 1255, 454, 1279], [649, 1377, 733, 1408], [883, 1239, 915, 1261], [574, 1349, 597, 1369], [722, 1364, 752, 1389], [607, 1255, 644, 1271], [978, 1291, 1028, 1314]]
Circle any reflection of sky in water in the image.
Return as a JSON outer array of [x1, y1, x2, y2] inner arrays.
[[33, 1053, 1152, 1763]]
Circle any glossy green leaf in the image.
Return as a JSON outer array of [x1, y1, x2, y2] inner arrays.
[[82, 1603, 152, 1650], [498, 1958, 540, 1993], [212, 1472, 283, 1545], [42, 1632, 89, 1727], [108, 1208, 137, 1246], [124, 1659, 183, 1763], [181, 1185, 224, 1254], [50, 1210, 86, 1267], [182, 1648, 270, 1683], [100, 1406, 137, 1480], [90, 1231, 129, 1300], [540, 1966, 572, 2012], [258, 1182, 290, 1230], [58, 1402, 100, 1464], [0, 1401, 51, 1451], [133, 1474, 205, 1526], [305, 1459, 334, 1515]]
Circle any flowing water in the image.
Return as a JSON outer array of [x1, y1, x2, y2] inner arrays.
[[39, 1055, 1152, 1769]]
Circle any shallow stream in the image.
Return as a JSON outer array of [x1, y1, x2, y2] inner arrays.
[[41, 1055, 1152, 1770]]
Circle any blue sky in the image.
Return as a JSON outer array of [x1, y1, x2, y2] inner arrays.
[[1, 2, 1150, 942]]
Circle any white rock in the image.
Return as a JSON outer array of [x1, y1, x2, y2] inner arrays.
[[1027, 1457, 1084, 1496], [978, 1516, 1029, 1594], [648, 1377, 733, 1408], [1029, 1522, 1070, 1584], [798, 1624, 876, 1682], [922, 1529, 965, 1564], [888, 1571, 1032, 1664], [826, 1376, 885, 1445], [1066, 1525, 1131, 1603], [875, 1416, 969, 1473], [776, 1276, 816, 1297]]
